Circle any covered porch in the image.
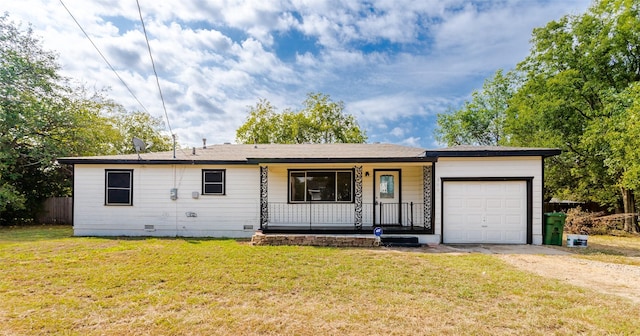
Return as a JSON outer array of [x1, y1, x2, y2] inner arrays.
[[257, 165, 435, 235]]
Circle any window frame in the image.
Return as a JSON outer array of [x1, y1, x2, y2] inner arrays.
[[288, 169, 354, 203], [202, 169, 226, 195], [105, 169, 133, 206]]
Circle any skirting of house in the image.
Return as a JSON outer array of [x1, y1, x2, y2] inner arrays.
[[251, 232, 380, 247]]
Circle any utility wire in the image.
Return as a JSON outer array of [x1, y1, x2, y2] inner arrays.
[[136, 0, 174, 136], [59, 0, 150, 115]]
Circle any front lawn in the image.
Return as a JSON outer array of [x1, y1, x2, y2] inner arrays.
[[556, 234, 640, 266], [0, 226, 638, 335]]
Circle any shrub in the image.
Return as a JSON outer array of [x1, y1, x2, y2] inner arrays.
[[564, 207, 621, 235]]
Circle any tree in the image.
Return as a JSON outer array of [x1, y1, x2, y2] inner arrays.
[[586, 84, 640, 231], [301, 92, 366, 143], [505, 0, 640, 232], [235, 98, 280, 144], [0, 15, 172, 224], [0, 14, 66, 219], [435, 70, 516, 146], [236, 93, 367, 144], [108, 105, 174, 154], [433, 0, 640, 232]]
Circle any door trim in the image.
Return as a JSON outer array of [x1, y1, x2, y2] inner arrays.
[[373, 169, 402, 225], [440, 177, 533, 244]]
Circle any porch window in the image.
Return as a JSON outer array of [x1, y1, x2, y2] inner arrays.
[[202, 169, 225, 195], [105, 170, 133, 205], [289, 170, 353, 202]]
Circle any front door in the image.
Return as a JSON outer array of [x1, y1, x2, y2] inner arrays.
[[374, 170, 401, 225]]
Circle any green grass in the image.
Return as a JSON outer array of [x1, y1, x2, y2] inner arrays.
[[1, 226, 639, 335], [551, 234, 640, 266], [0, 224, 73, 241]]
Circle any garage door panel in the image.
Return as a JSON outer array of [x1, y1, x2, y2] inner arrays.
[[505, 183, 524, 193], [447, 183, 467, 194], [505, 214, 524, 226], [448, 231, 464, 241], [505, 199, 523, 209], [503, 230, 525, 242], [485, 230, 504, 241], [485, 214, 504, 225], [486, 198, 503, 209], [485, 184, 503, 193], [447, 214, 466, 225], [465, 230, 484, 241], [447, 198, 464, 209], [443, 181, 527, 244], [465, 198, 483, 210]]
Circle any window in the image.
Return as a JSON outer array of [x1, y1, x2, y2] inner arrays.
[[105, 170, 133, 205], [289, 170, 353, 202], [379, 175, 395, 198], [202, 169, 225, 195]]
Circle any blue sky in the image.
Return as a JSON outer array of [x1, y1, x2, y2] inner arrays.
[[4, 0, 592, 149]]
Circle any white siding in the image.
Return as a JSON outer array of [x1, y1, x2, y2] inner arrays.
[[434, 157, 544, 245], [73, 164, 259, 237], [72, 161, 437, 243]]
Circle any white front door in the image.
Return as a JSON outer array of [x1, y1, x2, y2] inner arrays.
[[375, 170, 400, 225], [443, 181, 527, 244]]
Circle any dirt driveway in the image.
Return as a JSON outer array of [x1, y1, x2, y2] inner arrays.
[[435, 244, 640, 304]]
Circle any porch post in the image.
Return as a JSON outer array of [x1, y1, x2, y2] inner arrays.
[[354, 166, 363, 229], [423, 165, 433, 232], [260, 166, 269, 229]]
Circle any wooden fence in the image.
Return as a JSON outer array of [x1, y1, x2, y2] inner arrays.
[[38, 197, 72, 224]]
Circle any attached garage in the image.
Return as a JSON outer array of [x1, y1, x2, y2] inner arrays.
[[442, 179, 531, 244], [429, 147, 561, 245]]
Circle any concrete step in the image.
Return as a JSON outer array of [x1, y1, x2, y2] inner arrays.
[[380, 236, 421, 247]]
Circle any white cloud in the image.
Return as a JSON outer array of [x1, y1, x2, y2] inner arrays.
[[390, 127, 405, 137], [400, 136, 421, 147], [3, 0, 592, 148]]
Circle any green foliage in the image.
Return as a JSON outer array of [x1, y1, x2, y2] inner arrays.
[[507, 0, 640, 221], [235, 98, 280, 144], [597, 84, 640, 191], [236, 93, 367, 144], [435, 69, 516, 146], [302, 92, 366, 143], [436, 0, 640, 229], [0, 15, 172, 224], [0, 14, 64, 218], [107, 104, 174, 154]]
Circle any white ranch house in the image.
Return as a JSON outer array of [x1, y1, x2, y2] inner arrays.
[[58, 143, 560, 245]]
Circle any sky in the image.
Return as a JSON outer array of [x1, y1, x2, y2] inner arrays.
[[4, 0, 592, 149]]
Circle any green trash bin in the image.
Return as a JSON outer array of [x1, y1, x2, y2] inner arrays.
[[544, 212, 566, 246]]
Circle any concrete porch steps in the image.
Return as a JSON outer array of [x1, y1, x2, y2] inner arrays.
[[380, 236, 421, 248]]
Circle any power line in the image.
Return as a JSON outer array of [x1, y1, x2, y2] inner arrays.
[[136, 0, 174, 136], [58, 0, 150, 115]]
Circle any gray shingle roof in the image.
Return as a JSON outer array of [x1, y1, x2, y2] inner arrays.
[[57, 143, 430, 164], [57, 143, 561, 165]]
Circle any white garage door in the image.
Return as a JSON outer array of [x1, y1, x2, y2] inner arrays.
[[443, 181, 527, 244]]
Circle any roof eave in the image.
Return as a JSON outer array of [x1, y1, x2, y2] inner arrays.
[[246, 157, 436, 164], [425, 149, 562, 158], [56, 159, 252, 165]]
